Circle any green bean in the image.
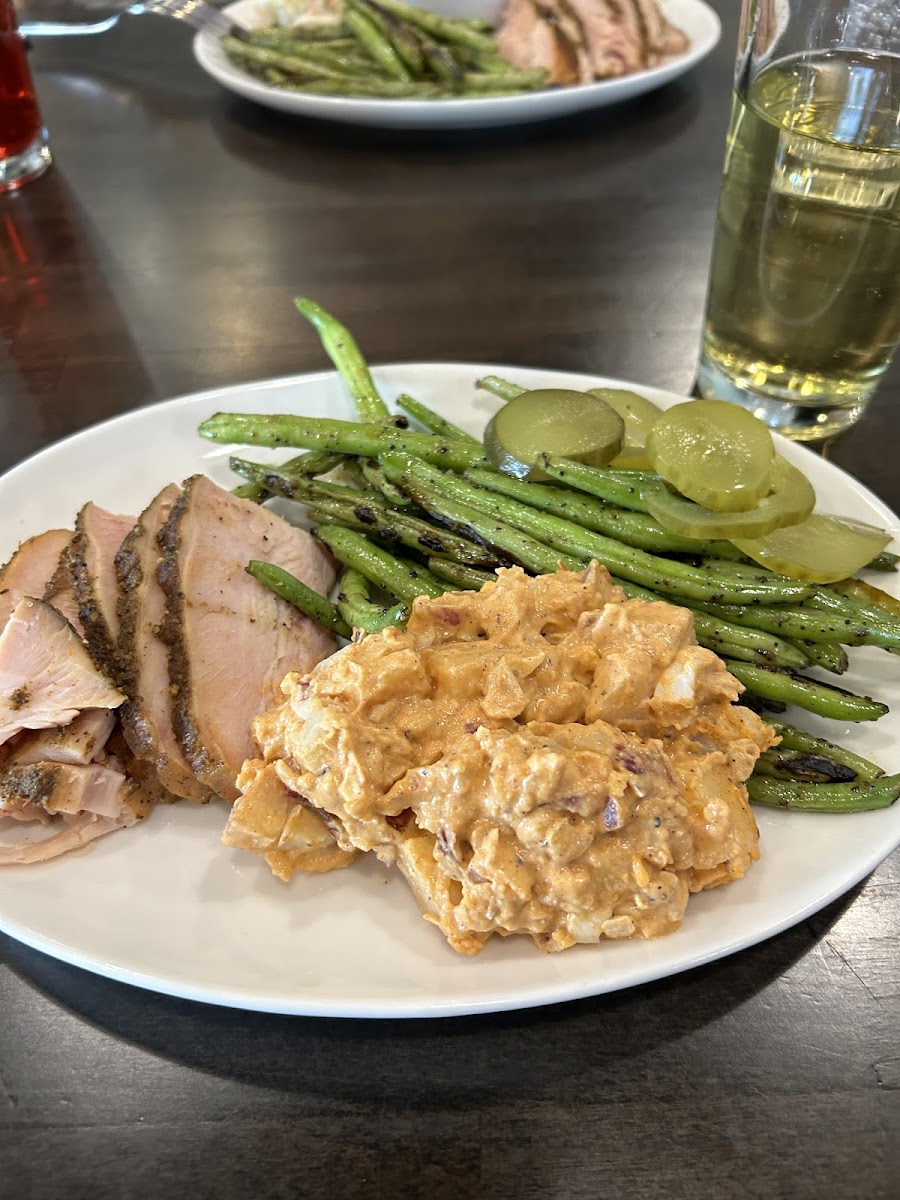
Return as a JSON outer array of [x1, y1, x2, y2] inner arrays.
[[199, 412, 488, 472], [284, 477, 383, 505], [753, 748, 857, 784], [244, 34, 376, 73], [416, 30, 465, 85], [804, 585, 900, 630], [315, 525, 447, 605], [698, 600, 900, 651], [294, 297, 390, 421], [740, 694, 788, 716], [476, 375, 524, 401], [246, 560, 351, 639], [788, 640, 849, 674], [538, 454, 653, 512], [827, 579, 900, 625], [462, 69, 547, 90], [747, 773, 900, 812], [354, 0, 425, 74], [372, 0, 497, 52], [345, 5, 412, 80], [723, 660, 887, 722], [222, 38, 359, 82], [381, 454, 581, 575], [295, 78, 442, 97], [396, 394, 480, 444], [336, 568, 408, 634], [467, 468, 739, 557], [427, 559, 496, 590], [867, 551, 899, 571], [768, 721, 884, 782], [305, 491, 506, 567], [384, 455, 812, 604], [247, 26, 350, 48], [358, 459, 415, 507], [229, 451, 346, 501]]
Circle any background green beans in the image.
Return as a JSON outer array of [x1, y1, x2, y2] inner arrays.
[[222, 6, 549, 101]]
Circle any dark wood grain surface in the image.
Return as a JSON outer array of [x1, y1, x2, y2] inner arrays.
[[2, 5, 899, 1198]]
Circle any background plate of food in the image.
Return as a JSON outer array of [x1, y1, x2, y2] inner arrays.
[[193, 0, 721, 128], [1, 362, 900, 1018]]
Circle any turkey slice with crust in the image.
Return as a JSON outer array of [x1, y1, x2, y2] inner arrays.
[[116, 485, 211, 803], [6, 709, 117, 767], [0, 529, 73, 630], [0, 759, 149, 864], [42, 540, 85, 637], [0, 598, 125, 746], [157, 474, 337, 800], [68, 502, 136, 681]]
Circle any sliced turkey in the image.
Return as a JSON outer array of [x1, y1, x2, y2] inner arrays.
[[0, 598, 125, 746], [0, 759, 148, 864], [7, 709, 117, 767], [116, 485, 211, 804], [566, 0, 646, 77], [68, 502, 135, 681], [496, 0, 591, 84], [0, 529, 73, 630], [157, 474, 336, 800], [43, 541, 85, 637]]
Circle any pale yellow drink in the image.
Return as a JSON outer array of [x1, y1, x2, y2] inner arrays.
[[698, 50, 900, 440]]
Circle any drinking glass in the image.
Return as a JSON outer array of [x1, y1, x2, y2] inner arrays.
[[696, 0, 900, 441], [0, 0, 52, 193]]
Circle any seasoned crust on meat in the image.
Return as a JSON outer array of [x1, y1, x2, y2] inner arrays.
[[157, 474, 337, 800], [116, 485, 211, 803]]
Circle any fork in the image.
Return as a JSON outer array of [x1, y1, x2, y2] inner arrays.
[[127, 0, 249, 40]]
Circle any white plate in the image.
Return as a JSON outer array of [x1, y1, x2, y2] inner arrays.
[[193, 0, 721, 129], [1, 363, 899, 1019]]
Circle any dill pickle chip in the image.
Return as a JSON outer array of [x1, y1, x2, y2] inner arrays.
[[484, 389, 624, 481], [644, 455, 815, 539], [733, 515, 892, 584], [588, 388, 663, 469], [646, 399, 775, 512]]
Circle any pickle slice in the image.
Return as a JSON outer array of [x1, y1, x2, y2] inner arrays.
[[484, 389, 624, 481], [733, 515, 892, 584], [588, 388, 662, 469], [646, 399, 775, 512], [644, 455, 815, 539]]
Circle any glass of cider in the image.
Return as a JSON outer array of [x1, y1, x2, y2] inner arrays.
[[696, 0, 900, 441]]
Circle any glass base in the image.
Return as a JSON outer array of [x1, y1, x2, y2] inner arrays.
[[695, 352, 870, 443], [0, 130, 52, 194]]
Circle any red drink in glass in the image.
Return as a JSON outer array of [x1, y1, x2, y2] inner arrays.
[[0, 0, 51, 191]]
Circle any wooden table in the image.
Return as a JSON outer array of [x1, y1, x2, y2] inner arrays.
[[2, 5, 898, 1197]]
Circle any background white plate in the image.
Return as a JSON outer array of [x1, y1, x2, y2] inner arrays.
[[193, 0, 721, 129], [2, 363, 899, 1018]]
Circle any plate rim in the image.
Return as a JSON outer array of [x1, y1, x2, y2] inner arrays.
[[2, 361, 899, 1019]]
